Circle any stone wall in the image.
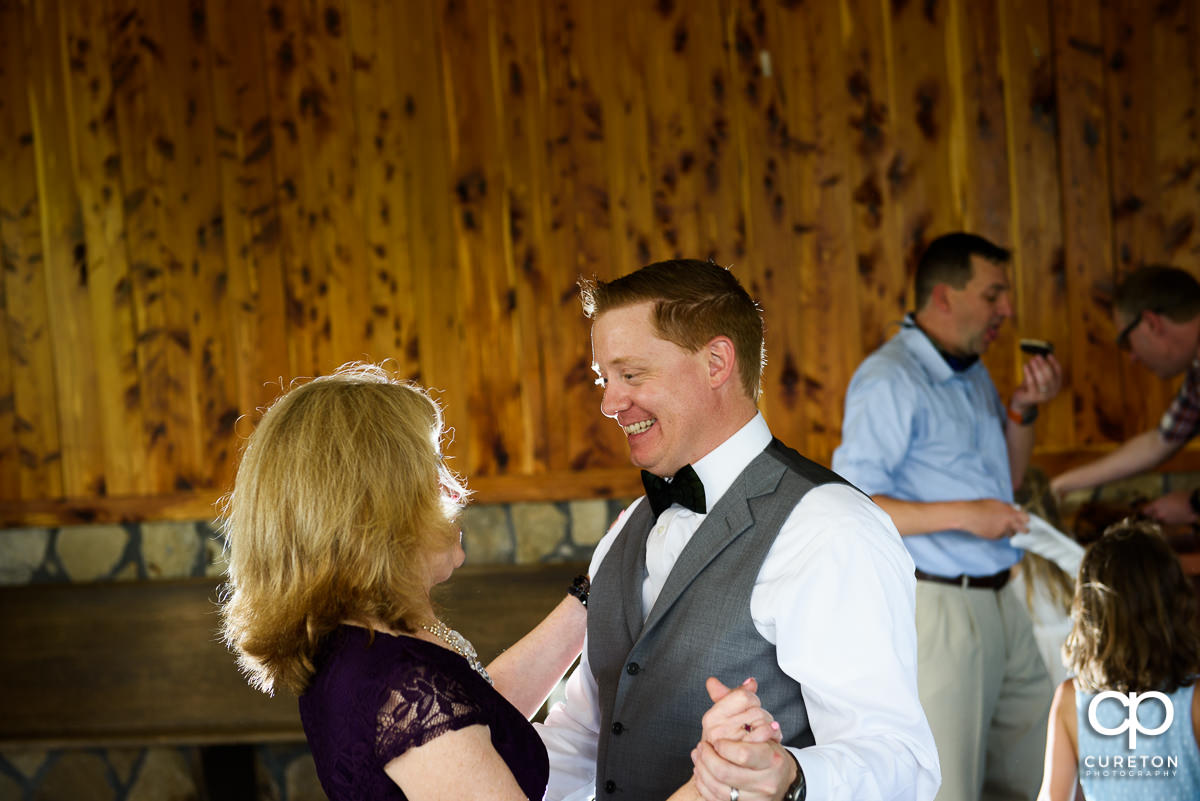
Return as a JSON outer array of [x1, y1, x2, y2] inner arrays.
[[0, 498, 630, 801]]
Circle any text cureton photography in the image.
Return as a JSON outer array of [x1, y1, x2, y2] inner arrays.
[[1082, 691, 1180, 779]]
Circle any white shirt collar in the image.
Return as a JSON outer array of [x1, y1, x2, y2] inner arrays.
[[691, 412, 772, 512]]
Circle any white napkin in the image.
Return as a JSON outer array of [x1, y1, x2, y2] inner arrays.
[[1011, 512, 1085, 576]]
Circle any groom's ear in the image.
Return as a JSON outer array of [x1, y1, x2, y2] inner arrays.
[[705, 336, 737, 389]]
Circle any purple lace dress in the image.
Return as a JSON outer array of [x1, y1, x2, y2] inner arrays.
[[299, 625, 549, 800]]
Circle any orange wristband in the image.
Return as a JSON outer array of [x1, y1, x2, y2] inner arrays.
[[1008, 405, 1038, 425]]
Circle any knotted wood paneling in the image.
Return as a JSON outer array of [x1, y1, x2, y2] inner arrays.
[[1, 0, 1198, 524]]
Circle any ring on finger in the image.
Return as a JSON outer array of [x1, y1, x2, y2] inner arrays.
[[730, 789, 740, 801]]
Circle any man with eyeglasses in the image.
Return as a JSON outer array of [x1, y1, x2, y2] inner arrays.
[[1051, 265, 1200, 523]]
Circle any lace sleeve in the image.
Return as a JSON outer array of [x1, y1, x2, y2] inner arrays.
[[375, 660, 488, 763]]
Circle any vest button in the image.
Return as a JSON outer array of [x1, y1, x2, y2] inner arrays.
[[626, 662, 640, 675], [604, 779, 617, 793], [612, 721, 624, 735]]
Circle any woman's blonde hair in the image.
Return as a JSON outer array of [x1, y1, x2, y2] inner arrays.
[[218, 362, 469, 696], [1064, 518, 1200, 693]]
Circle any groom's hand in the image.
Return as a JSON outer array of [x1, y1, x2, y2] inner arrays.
[[691, 737, 796, 801], [692, 677, 792, 801]]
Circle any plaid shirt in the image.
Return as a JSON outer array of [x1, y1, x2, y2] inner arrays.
[[1159, 360, 1200, 444]]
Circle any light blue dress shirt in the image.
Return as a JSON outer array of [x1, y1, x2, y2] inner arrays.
[[832, 317, 1022, 577]]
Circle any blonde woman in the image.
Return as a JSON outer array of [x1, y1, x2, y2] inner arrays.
[[220, 363, 775, 800]]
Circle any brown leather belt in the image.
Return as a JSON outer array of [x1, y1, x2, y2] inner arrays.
[[915, 567, 1011, 590]]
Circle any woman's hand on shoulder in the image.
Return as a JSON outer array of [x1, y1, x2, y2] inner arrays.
[[384, 724, 530, 801]]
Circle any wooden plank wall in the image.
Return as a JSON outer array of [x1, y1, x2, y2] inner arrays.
[[1, 0, 1198, 525]]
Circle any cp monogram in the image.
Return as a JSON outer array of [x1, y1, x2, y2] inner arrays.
[[1087, 690, 1174, 749]]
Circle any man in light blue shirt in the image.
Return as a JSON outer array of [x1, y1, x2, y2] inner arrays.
[[832, 232, 1063, 801]]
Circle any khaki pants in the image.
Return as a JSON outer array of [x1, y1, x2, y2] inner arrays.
[[916, 580, 1053, 801]]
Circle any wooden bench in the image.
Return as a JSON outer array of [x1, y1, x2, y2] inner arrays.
[[0, 561, 587, 749]]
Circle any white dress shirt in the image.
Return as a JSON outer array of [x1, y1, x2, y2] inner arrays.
[[535, 414, 941, 801]]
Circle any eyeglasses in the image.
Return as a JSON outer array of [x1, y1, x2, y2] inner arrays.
[[1116, 309, 1156, 350]]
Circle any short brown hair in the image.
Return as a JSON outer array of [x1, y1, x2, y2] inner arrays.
[[914, 232, 1010, 310], [219, 363, 469, 695], [579, 259, 766, 399], [1064, 519, 1200, 694], [1114, 265, 1200, 323]]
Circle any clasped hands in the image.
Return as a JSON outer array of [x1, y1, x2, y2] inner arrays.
[[688, 677, 796, 801]]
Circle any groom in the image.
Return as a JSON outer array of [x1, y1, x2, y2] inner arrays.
[[535, 259, 939, 801]]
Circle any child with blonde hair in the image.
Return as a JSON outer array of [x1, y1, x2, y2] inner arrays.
[[1037, 519, 1200, 800]]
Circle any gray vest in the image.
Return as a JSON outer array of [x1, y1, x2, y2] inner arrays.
[[588, 439, 850, 799]]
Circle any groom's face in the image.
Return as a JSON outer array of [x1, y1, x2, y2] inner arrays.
[[590, 302, 715, 478]]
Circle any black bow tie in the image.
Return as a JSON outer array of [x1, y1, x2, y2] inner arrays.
[[641, 464, 707, 518]]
